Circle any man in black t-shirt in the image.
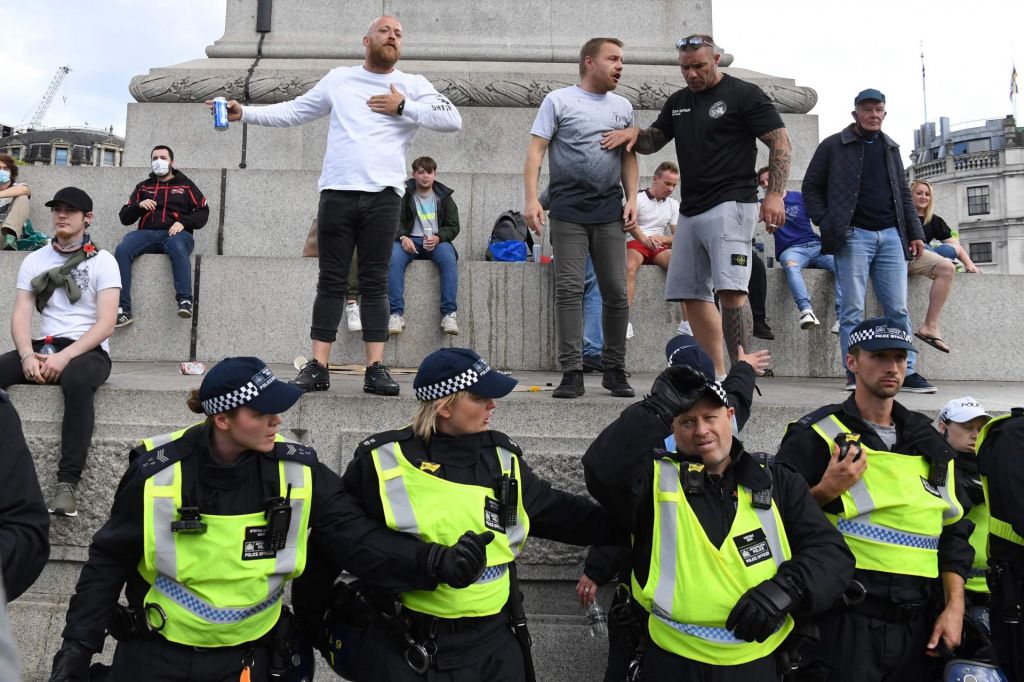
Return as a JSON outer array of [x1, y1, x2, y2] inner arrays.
[[603, 34, 791, 378]]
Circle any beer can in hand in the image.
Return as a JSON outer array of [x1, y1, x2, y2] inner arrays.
[[213, 97, 229, 131]]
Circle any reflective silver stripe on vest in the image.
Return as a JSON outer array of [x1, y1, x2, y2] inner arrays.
[[836, 517, 940, 550], [652, 460, 681, 615], [151, 465, 178, 579], [937, 479, 959, 522], [753, 505, 786, 569], [652, 608, 750, 644], [146, 431, 179, 450], [496, 447, 527, 556], [813, 417, 876, 513], [376, 442, 420, 535], [154, 575, 285, 624]]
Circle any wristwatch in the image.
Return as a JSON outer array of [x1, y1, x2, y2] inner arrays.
[[396, 98, 406, 116]]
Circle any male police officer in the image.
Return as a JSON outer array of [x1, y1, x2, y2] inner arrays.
[[583, 365, 853, 680], [777, 318, 974, 681]]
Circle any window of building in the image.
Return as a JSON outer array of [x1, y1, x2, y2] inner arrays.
[[967, 186, 990, 215], [101, 149, 116, 167], [54, 147, 69, 166], [8, 146, 23, 160], [969, 242, 992, 264]]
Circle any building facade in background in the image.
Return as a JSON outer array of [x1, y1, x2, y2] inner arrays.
[[0, 127, 125, 168]]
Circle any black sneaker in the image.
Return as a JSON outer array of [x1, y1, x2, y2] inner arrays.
[[552, 370, 585, 399], [364, 361, 400, 396], [753, 318, 775, 340], [177, 300, 193, 319], [292, 359, 330, 392], [602, 367, 635, 398], [581, 355, 604, 374], [901, 373, 936, 394], [115, 309, 134, 328]]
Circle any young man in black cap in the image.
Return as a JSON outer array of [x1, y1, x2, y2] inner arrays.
[[776, 317, 973, 681], [0, 187, 120, 517], [583, 363, 853, 680]]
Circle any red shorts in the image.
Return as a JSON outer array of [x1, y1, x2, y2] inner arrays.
[[627, 239, 671, 264]]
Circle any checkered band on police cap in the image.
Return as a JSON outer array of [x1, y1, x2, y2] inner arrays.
[[847, 324, 913, 349], [706, 380, 728, 405], [201, 367, 277, 415], [414, 363, 488, 401]]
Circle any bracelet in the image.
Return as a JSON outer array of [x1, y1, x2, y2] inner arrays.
[[20, 352, 34, 363], [396, 98, 406, 116]]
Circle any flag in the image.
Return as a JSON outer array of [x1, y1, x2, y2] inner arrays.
[[1013, 64, 1020, 100]]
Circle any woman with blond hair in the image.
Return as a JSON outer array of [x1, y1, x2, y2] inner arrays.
[[911, 180, 980, 272]]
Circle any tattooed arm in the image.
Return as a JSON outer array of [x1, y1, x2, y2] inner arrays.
[[757, 127, 792, 230], [600, 126, 672, 154]]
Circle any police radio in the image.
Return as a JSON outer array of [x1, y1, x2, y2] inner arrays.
[[264, 484, 293, 552]]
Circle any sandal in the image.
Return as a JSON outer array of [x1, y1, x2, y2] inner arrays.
[[914, 332, 951, 354]]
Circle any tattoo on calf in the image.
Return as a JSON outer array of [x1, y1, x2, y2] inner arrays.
[[722, 305, 752, 366]]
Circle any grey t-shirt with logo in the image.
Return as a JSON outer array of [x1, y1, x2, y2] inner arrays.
[[530, 86, 634, 224], [412, 193, 438, 238]]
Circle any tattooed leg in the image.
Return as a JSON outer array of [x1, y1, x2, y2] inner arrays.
[[722, 303, 752, 367]]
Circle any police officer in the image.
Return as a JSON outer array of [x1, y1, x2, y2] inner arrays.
[[326, 347, 618, 681], [583, 364, 853, 681], [776, 318, 974, 681], [48, 357, 490, 682], [977, 405, 1024, 680]]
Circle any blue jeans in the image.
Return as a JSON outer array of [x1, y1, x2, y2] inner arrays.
[[388, 237, 458, 316], [582, 255, 603, 358], [927, 243, 958, 260], [834, 227, 917, 374], [114, 229, 195, 313], [779, 241, 842, 315]]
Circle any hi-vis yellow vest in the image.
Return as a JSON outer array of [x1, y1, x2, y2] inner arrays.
[[636, 458, 794, 666], [965, 499, 991, 594], [811, 415, 963, 578], [371, 441, 529, 618], [137, 428, 312, 647], [979, 414, 1024, 552]]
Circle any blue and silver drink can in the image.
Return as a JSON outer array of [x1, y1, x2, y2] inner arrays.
[[213, 97, 229, 131]]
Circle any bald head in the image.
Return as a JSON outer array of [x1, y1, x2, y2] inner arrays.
[[363, 15, 403, 72], [366, 15, 402, 36]]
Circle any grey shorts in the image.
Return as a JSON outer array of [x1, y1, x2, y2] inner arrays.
[[665, 201, 757, 301]]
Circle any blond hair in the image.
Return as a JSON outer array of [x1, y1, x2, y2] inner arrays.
[[911, 180, 934, 225], [412, 391, 466, 442]]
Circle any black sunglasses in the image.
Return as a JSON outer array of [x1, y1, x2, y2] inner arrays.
[[676, 36, 715, 51]]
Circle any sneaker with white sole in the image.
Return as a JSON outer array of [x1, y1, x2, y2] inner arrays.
[[831, 320, 840, 335], [798, 309, 820, 330], [626, 322, 635, 340], [48, 482, 78, 517], [441, 312, 459, 335], [388, 314, 405, 335], [901, 373, 937, 394], [345, 301, 362, 332], [115, 308, 134, 328], [676, 320, 693, 335], [177, 300, 193, 319]]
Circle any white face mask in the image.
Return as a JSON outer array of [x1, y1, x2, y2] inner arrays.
[[151, 158, 171, 176]]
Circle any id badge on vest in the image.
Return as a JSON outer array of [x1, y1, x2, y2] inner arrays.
[[242, 526, 279, 560], [734, 528, 773, 567], [484, 497, 505, 533]]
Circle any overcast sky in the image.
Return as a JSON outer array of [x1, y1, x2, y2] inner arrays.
[[2, 0, 1019, 163]]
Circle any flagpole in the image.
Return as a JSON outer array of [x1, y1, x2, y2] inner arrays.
[[921, 42, 928, 125]]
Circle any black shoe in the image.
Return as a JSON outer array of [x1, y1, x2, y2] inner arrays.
[[177, 300, 193, 319], [292, 360, 330, 392], [552, 370, 585, 399], [581, 355, 604, 374], [753, 319, 774, 340], [364, 361, 400, 396], [602, 367, 635, 398]]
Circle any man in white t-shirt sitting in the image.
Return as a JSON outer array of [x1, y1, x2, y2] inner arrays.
[[0, 187, 120, 517], [626, 162, 680, 338]]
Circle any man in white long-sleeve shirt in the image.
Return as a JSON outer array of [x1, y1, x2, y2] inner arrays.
[[213, 15, 461, 395]]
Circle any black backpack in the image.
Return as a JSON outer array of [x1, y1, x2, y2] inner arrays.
[[486, 210, 535, 261]]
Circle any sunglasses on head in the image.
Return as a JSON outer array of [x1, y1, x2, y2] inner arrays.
[[676, 35, 715, 51]]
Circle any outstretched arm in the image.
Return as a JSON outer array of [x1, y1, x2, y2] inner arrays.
[[757, 127, 791, 229]]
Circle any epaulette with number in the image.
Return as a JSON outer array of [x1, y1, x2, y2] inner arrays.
[[135, 439, 188, 477], [487, 430, 523, 457], [269, 439, 318, 467], [796, 404, 844, 429], [353, 427, 414, 459]]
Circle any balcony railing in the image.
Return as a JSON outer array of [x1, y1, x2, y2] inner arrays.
[[909, 150, 1003, 180]]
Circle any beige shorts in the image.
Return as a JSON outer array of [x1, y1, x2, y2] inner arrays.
[[907, 248, 947, 278]]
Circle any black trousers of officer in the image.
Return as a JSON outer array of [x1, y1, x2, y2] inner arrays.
[[108, 636, 271, 682], [991, 599, 1024, 682], [793, 608, 933, 682], [352, 617, 525, 682], [639, 641, 778, 682]]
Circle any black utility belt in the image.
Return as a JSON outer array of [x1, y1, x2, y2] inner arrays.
[[405, 606, 508, 635], [848, 594, 927, 623]]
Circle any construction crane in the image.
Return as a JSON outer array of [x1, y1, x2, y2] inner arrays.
[[27, 66, 71, 131]]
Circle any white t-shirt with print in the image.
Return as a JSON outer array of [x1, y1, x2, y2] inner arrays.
[[16, 247, 121, 352], [629, 190, 680, 241]]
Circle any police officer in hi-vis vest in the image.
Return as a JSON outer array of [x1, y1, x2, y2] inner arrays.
[[49, 357, 490, 682], [583, 364, 854, 681], [777, 318, 975, 682], [977, 406, 1024, 681], [329, 347, 619, 681]]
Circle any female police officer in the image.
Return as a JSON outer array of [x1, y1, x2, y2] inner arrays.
[[49, 357, 489, 682], [327, 347, 617, 681]]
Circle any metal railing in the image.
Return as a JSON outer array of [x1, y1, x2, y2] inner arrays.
[[909, 150, 1003, 180]]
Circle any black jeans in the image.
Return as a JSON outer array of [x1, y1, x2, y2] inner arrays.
[[748, 250, 768, 322], [313, 189, 400, 343], [0, 338, 111, 483], [109, 636, 271, 682]]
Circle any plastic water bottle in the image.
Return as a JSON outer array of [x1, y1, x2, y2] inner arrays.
[[422, 225, 434, 251], [585, 600, 607, 637], [39, 336, 57, 355]]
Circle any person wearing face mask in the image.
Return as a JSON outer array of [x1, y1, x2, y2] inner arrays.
[[114, 145, 209, 327], [0, 154, 31, 251]]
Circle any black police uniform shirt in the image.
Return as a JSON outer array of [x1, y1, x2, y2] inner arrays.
[[60, 423, 434, 652], [581, 400, 855, 617], [650, 73, 785, 217], [978, 414, 1024, 571], [776, 395, 975, 603]]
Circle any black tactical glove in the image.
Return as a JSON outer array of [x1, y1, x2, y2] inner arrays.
[[644, 365, 709, 427], [49, 639, 94, 682], [426, 530, 495, 588], [726, 578, 797, 643]]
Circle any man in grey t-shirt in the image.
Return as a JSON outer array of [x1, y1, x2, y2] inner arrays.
[[524, 37, 639, 399]]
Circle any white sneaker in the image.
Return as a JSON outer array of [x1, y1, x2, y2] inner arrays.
[[388, 314, 405, 335], [831, 320, 840, 335], [626, 322, 635, 340], [798, 309, 820, 330], [676, 320, 693, 335], [441, 312, 459, 335], [345, 302, 362, 332]]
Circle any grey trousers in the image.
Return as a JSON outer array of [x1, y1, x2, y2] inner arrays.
[[550, 217, 628, 371]]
